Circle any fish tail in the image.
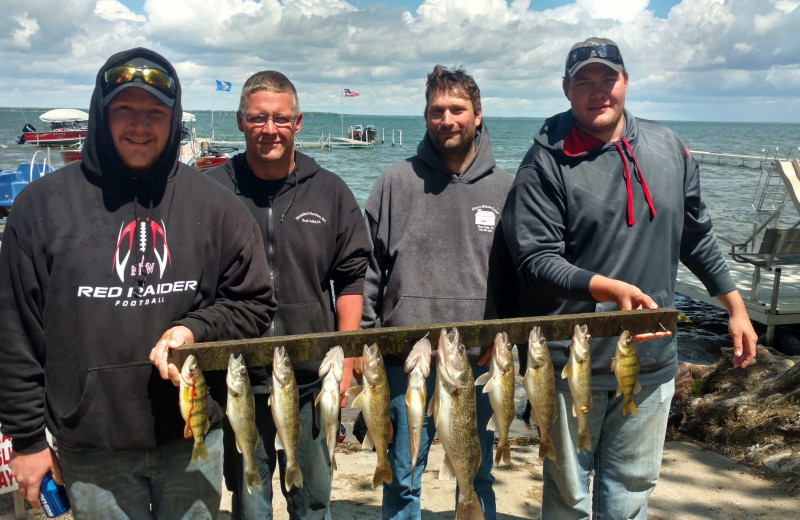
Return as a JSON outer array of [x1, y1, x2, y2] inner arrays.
[[577, 426, 592, 454], [246, 467, 263, 494], [503, 443, 511, 466], [539, 435, 557, 464], [410, 461, 416, 489], [285, 464, 304, 490], [493, 441, 511, 466], [373, 459, 393, 489], [456, 495, 485, 520], [191, 440, 209, 463], [624, 397, 639, 416], [331, 452, 337, 472]]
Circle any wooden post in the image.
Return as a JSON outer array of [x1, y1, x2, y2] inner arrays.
[[170, 309, 678, 371], [13, 490, 26, 519]]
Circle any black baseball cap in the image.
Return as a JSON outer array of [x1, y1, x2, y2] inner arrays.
[[565, 37, 625, 79]]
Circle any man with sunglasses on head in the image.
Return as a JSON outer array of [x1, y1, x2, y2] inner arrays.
[[0, 48, 276, 519], [206, 71, 371, 520], [501, 37, 757, 518]]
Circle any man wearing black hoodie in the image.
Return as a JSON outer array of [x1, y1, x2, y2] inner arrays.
[[501, 37, 757, 518], [0, 48, 276, 519], [207, 71, 371, 520]]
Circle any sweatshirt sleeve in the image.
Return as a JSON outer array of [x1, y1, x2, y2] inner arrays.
[[0, 221, 50, 453], [177, 218, 277, 342], [329, 184, 371, 298], [502, 155, 596, 301], [678, 151, 737, 296]]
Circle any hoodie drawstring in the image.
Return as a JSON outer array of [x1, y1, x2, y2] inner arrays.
[[613, 138, 656, 225], [280, 168, 298, 223]]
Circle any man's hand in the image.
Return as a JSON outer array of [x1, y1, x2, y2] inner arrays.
[[9, 448, 62, 509], [589, 275, 671, 343], [716, 290, 757, 369], [149, 325, 194, 386]]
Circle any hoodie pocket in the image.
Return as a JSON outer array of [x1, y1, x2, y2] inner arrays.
[[383, 295, 486, 328], [60, 361, 158, 450], [272, 302, 327, 336]]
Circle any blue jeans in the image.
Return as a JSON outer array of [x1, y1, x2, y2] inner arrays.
[[542, 380, 675, 520], [58, 428, 223, 520], [223, 390, 332, 520], [381, 360, 496, 520]]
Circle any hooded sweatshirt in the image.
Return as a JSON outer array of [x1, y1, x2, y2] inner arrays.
[[207, 151, 371, 393], [502, 109, 736, 390], [0, 48, 276, 454], [361, 124, 513, 359]]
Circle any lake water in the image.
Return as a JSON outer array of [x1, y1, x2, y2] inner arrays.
[[3, 108, 800, 362]]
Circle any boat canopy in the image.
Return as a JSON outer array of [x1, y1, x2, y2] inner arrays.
[[39, 109, 89, 123], [182, 112, 197, 122]]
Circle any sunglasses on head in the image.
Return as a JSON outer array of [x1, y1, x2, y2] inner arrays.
[[104, 66, 175, 93], [566, 44, 624, 70]]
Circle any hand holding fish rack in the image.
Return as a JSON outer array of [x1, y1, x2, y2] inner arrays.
[[168, 309, 677, 370]]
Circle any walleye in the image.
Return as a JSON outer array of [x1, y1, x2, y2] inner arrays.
[[612, 330, 642, 416], [315, 346, 344, 473], [269, 346, 304, 490], [179, 354, 210, 463], [347, 343, 393, 488], [521, 327, 557, 463], [226, 354, 263, 493], [404, 336, 432, 488], [562, 324, 592, 453], [428, 328, 484, 520], [474, 332, 516, 466]]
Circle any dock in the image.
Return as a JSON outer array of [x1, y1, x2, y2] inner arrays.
[[295, 134, 374, 150], [676, 259, 800, 345], [690, 150, 770, 167]]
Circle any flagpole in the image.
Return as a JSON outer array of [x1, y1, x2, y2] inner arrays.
[[340, 86, 344, 137], [211, 85, 216, 142]]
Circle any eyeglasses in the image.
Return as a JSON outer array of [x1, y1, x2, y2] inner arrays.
[[566, 44, 624, 71], [104, 66, 175, 93], [242, 113, 297, 128]]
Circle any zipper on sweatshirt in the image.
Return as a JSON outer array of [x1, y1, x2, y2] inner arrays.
[[267, 194, 277, 338]]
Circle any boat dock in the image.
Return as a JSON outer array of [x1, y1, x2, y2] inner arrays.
[[690, 150, 770, 166], [677, 260, 800, 345], [295, 134, 374, 149]]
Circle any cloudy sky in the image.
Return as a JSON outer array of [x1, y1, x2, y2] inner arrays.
[[3, 0, 800, 122]]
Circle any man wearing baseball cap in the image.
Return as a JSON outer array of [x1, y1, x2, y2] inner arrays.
[[0, 47, 276, 518], [501, 37, 757, 517]]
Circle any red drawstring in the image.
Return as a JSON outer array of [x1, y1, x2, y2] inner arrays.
[[613, 138, 656, 226]]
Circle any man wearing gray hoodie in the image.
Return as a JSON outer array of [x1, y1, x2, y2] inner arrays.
[[362, 65, 512, 520]]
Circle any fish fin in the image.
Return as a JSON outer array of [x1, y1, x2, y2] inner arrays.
[[561, 363, 569, 380], [428, 388, 440, 424], [184, 423, 192, 438], [625, 399, 639, 416], [191, 441, 209, 463], [616, 385, 623, 397], [345, 385, 363, 398], [350, 391, 365, 409], [577, 428, 592, 453], [245, 468, 263, 494], [362, 431, 375, 451], [474, 371, 491, 387], [331, 453, 337, 472], [267, 394, 272, 406], [389, 422, 394, 443], [285, 465, 304, 490], [411, 461, 416, 489], [539, 436, 557, 464], [634, 381, 643, 395], [611, 357, 617, 370], [486, 414, 497, 432], [314, 391, 323, 406], [504, 443, 512, 466], [456, 495, 485, 520], [373, 459, 393, 488], [275, 433, 284, 451], [235, 438, 243, 454], [439, 453, 456, 481], [482, 377, 495, 394]]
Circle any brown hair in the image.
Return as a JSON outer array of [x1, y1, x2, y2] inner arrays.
[[424, 65, 481, 117], [239, 71, 299, 115]]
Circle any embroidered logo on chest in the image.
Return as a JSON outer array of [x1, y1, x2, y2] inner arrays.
[[295, 211, 327, 224]]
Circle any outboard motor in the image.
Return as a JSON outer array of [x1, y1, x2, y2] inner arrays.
[[16, 123, 36, 144]]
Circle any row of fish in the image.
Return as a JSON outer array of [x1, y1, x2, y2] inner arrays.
[[176, 324, 642, 513]]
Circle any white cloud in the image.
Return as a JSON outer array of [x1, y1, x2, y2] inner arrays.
[[1, 0, 800, 122]]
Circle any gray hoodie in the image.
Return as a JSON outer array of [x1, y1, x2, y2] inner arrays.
[[502, 109, 736, 390], [361, 125, 513, 355]]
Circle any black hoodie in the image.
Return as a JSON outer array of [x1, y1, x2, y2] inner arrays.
[[0, 48, 276, 453]]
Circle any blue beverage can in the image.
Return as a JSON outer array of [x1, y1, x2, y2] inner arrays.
[[39, 472, 70, 518]]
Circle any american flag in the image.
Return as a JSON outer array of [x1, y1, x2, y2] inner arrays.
[[344, 88, 360, 98]]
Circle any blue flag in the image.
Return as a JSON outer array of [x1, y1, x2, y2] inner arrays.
[[216, 80, 232, 92]]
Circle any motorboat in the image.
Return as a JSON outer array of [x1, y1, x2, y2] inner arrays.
[[347, 124, 377, 142], [179, 111, 237, 171], [19, 109, 89, 147], [0, 150, 55, 217]]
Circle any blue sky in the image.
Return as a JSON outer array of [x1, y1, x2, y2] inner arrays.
[[3, 0, 800, 122]]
